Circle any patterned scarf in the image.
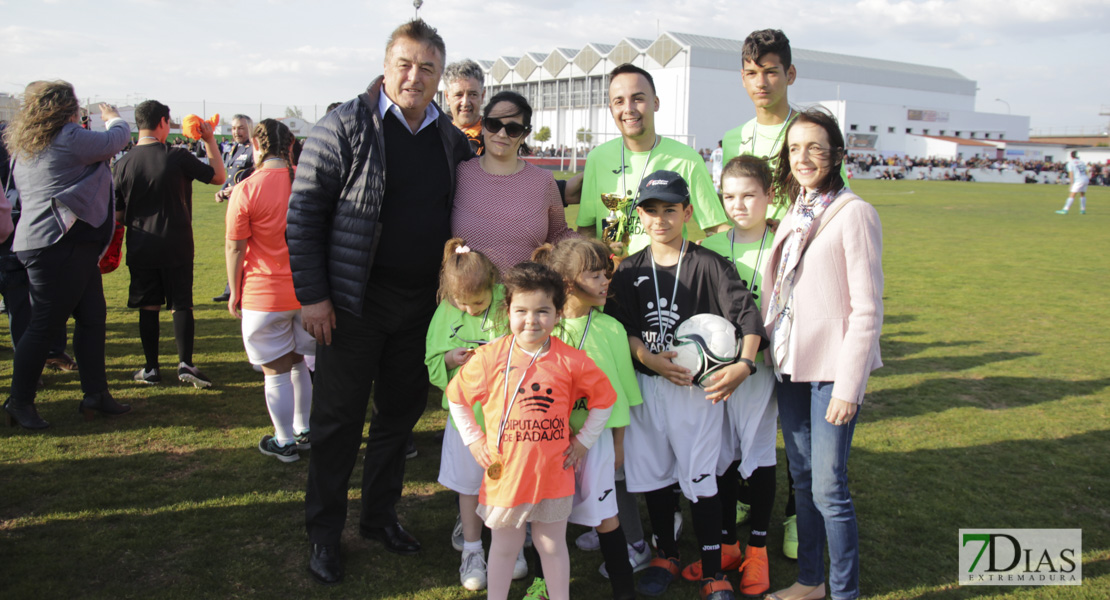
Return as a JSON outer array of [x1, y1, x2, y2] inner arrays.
[[765, 187, 845, 373]]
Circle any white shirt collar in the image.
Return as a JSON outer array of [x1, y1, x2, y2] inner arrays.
[[378, 88, 439, 134]]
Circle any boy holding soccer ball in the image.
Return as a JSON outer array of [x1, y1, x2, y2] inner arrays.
[[605, 169, 767, 599], [694, 155, 781, 597]]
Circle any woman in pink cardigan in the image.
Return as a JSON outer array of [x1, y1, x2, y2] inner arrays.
[[762, 109, 883, 600]]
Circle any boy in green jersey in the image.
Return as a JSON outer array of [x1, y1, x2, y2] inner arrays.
[[721, 29, 796, 222], [577, 64, 728, 257], [722, 29, 847, 223]]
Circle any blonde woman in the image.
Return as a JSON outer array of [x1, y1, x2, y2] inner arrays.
[[4, 81, 132, 429]]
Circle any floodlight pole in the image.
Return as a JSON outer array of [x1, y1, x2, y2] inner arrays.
[[414, 0, 423, 18]]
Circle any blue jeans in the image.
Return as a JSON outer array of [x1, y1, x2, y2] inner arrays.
[[777, 376, 859, 600]]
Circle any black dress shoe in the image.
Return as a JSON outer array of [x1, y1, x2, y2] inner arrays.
[[79, 392, 132, 421], [212, 292, 231, 303], [4, 398, 50, 430], [360, 522, 421, 555], [308, 543, 342, 584]]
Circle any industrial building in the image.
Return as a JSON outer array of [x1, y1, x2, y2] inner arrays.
[[458, 31, 1031, 158]]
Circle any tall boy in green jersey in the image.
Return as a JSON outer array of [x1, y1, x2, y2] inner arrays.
[[577, 64, 728, 256], [695, 156, 780, 597], [721, 30, 797, 222], [720, 30, 818, 560], [722, 29, 847, 223]]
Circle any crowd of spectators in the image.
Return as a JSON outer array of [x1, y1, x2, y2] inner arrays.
[[846, 153, 1107, 185]]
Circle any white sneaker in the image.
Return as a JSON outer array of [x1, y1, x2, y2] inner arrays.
[[576, 528, 600, 551], [460, 550, 487, 591], [651, 510, 684, 549], [513, 548, 529, 580], [451, 515, 464, 552], [599, 541, 653, 578]]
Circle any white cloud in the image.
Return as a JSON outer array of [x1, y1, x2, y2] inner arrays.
[[1, 0, 1107, 131]]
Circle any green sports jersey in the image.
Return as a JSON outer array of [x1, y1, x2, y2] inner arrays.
[[577, 136, 727, 255], [425, 285, 506, 428], [722, 115, 849, 222], [722, 117, 792, 221], [702, 228, 775, 363], [557, 310, 643, 433]]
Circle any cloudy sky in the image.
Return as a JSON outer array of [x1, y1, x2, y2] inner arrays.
[[2, 0, 1107, 136]]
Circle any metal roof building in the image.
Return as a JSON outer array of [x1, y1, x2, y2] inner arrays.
[[454, 31, 1030, 157]]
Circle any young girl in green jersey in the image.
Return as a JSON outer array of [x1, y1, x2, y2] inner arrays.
[[534, 238, 644, 600], [697, 156, 781, 597], [425, 238, 525, 591]]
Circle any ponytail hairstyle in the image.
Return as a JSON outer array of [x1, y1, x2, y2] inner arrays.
[[251, 118, 295, 183], [531, 238, 611, 304], [438, 238, 500, 304], [501, 261, 566, 317]]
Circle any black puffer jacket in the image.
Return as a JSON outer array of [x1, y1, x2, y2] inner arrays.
[[287, 77, 473, 315]]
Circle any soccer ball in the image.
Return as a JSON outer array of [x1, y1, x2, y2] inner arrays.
[[669, 314, 740, 388]]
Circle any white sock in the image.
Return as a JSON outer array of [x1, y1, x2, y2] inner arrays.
[[1080, 196, 1086, 211], [290, 361, 313, 434], [1063, 197, 1074, 211], [264, 372, 296, 445], [463, 540, 483, 555]]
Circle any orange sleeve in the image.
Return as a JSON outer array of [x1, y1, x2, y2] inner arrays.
[[575, 354, 617, 412], [226, 181, 253, 241]]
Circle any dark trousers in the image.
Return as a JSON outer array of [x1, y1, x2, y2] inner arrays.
[[11, 238, 108, 403], [304, 278, 436, 545], [0, 265, 32, 347], [1, 264, 69, 354]]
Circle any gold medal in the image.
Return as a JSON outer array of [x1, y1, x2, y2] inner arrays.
[[486, 462, 503, 480]]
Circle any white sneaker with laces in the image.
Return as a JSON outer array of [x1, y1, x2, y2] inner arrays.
[[513, 548, 529, 580], [460, 550, 487, 591], [576, 528, 600, 551]]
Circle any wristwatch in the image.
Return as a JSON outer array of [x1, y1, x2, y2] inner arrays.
[[738, 357, 757, 375]]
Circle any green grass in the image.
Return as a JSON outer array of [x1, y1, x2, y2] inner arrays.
[[1, 179, 1108, 599]]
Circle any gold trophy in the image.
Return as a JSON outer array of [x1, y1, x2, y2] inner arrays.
[[600, 193, 628, 243]]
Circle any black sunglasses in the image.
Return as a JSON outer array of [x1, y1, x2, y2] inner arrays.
[[483, 117, 531, 139]]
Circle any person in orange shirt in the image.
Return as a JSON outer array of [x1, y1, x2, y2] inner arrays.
[[447, 262, 616, 600], [225, 119, 314, 463], [444, 59, 485, 155]]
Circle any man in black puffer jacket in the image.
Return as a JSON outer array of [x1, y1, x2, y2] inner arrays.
[[287, 19, 472, 585]]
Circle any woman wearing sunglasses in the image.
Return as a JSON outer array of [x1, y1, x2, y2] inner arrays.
[[452, 91, 575, 274]]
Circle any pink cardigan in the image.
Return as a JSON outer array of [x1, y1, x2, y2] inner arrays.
[[761, 191, 884, 404]]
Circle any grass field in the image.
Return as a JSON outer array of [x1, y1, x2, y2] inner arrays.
[[1, 178, 1107, 599]]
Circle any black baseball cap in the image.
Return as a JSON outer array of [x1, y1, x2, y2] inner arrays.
[[634, 169, 690, 206]]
